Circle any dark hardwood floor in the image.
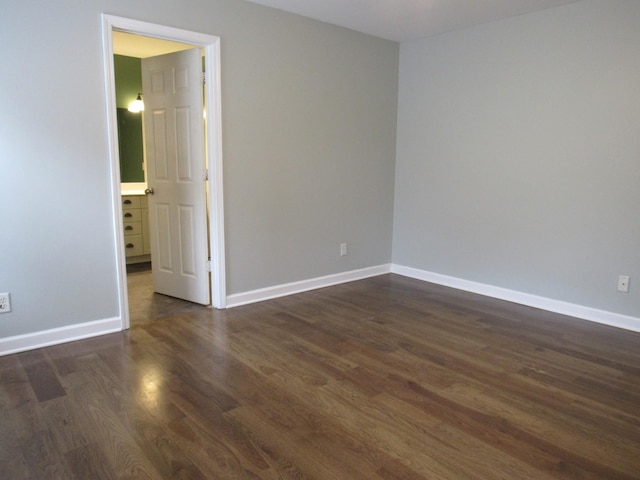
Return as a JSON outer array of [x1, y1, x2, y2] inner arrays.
[[126, 262, 208, 324], [1, 274, 639, 479]]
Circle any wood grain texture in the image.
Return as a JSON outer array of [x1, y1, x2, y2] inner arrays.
[[1, 273, 639, 479]]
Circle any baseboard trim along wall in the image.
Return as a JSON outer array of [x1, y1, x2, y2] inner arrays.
[[226, 264, 393, 308], [2, 264, 637, 356], [392, 264, 640, 333], [0, 317, 122, 356]]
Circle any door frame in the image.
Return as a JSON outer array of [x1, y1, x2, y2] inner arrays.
[[101, 14, 226, 330]]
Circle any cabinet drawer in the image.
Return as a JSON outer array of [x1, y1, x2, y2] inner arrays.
[[123, 221, 142, 236], [122, 196, 141, 209], [123, 208, 142, 222], [124, 234, 143, 256]]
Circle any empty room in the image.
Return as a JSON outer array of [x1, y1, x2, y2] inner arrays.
[[1, 0, 638, 478]]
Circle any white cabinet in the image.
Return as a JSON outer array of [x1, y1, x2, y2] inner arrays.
[[122, 195, 151, 263]]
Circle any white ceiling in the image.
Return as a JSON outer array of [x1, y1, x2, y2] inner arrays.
[[113, 31, 195, 58], [246, 0, 583, 42]]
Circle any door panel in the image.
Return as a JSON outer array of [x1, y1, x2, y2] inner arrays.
[[175, 107, 193, 180], [142, 48, 210, 305], [156, 203, 173, 271], [151, 111, 169, 180], [179, 205, 197, 274]]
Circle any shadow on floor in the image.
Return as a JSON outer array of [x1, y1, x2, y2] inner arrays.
[[126, 262, 208, 324]]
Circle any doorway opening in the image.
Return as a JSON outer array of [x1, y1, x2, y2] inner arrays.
[[102, 15, 226, 330]]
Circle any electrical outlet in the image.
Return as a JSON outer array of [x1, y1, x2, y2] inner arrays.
[[340, 243, 347, 256], [617, 275, 630, 293], [0, 293, 11, 313]]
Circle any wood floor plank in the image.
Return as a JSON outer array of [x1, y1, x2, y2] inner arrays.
[[228, 404, 383, 480], [18, 350, 66, 403], [40, 395, 91, 454], [65, 443, 120, 480], [68, 378, 164, 480], [0, 444, 29, 480], [22, 428, 76, 480]]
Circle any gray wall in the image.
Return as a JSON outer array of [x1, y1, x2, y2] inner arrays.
[[3, 0, 637, 343], [393, 0, 639, 317], [0, 0, 398, 337]]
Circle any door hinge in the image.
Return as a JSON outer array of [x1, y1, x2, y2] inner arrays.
[[202, 72, 206, 85], [206, 259, 212, 272], [203, 168, 209, 181]]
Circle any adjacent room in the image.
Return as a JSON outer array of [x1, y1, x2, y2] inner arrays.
[[0, 0, 638, 478]]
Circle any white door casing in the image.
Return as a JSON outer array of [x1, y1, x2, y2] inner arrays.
[[102, 14, 226, 330], [142, 48, 210, 305]]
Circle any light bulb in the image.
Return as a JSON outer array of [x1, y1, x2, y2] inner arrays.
[[128, 94, 144, 113]]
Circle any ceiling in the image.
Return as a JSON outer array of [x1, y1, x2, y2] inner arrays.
[[246, 0, 583, 42], [113, 31, 195, 58]]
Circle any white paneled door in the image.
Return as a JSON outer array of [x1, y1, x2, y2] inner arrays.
[[141, 48, 210, 305]]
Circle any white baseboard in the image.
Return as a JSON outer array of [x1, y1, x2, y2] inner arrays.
[[226, 264, 392, 308], [392, 264, 640, 333], [3, 263, 636, 356], [0, 317, 123, 356]]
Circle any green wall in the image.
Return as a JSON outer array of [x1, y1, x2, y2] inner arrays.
[[114, 55, 144, 182], [116, 108, 144, 182], [114, 55, 142, 109]]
